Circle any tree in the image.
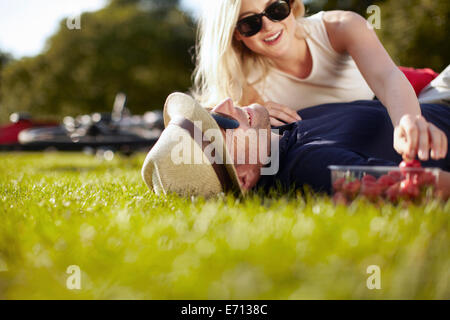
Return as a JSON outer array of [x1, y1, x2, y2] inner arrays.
[[0, 51, 12, 70], [0, 0, 195, 122], [304, 0, 386, 16], [110, 0, 180, 9], [0, 50, 13, 110], [304, 0, 449, 71], [375, 0, 449, 72]]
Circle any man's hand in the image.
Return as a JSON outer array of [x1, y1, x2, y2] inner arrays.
[[394, 114, 448, 161], [265, 101, 301, 126]]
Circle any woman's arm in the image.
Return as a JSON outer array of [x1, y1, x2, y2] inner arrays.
[[323, 10, 447, 161]]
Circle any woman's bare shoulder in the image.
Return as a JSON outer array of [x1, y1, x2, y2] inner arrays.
[[322, 10, 367, 53], [322, 10, 364, 25]]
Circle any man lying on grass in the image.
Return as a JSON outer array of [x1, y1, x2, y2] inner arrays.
[[142, 93, 449, 199]]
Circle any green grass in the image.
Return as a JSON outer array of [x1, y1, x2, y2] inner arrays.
[[0, 152, 449, 299]]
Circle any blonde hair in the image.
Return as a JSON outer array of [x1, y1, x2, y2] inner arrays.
[[191, 0, 305, 107]]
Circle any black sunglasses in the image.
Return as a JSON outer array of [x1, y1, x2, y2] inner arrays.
[[236, 0, 292, 37], [211, 112, 240, 129]]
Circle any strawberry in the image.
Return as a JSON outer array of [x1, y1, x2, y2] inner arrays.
[[377, 174, 397, 191], [413, 171, 436, 187], [385, 182, 401, 202], [400, 180, 420, 199], [388, 171, 403, 182], [362, 174, 377, 184], [399, 160, 422, 182], [361, 181, 382, 201], [332, 177, 346, 192], [343, 180, 361, 198], [333, 192, 348, 205], [399, 160, 421, 169]]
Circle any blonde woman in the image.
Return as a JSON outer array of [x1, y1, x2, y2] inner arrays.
[[192, 0, 448, 162]]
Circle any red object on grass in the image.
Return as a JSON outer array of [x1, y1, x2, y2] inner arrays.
[[362, 174, 377, 184], [385, 182, 401, 202], [343, 180, 361, 198], [388, 171, 403, 182], [399, 160, 422, 170], [377, 174, 397, 191], [332, 177, 346, 192], [0, 119, 57, 145], [400, 180, 420, 199], [0, 120, 33, 144], [399, 66, 439, 96], [332, 161, 437, 204], [413, 171, 436, 187], [361, 181, 382, 200]]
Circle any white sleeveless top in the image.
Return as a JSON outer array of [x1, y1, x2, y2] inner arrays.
[[247, 11, 375, 110]]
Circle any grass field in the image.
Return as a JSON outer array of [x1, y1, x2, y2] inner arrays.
[[0, 152, 449, 299]]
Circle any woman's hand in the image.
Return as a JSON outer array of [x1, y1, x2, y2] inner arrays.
[[436, 170, 450, 200], [265, 101, 301, 126], [394, 114, 448, 161]]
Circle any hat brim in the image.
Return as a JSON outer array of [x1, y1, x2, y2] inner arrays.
[[163, 92, 244, 196]]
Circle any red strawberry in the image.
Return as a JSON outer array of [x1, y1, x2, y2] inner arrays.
[[362, 174, 377, 184], [399, 160, 422, 182], [361, 181, 382, 201], [413, 171, 436, 187], [399, 160, 421, 169], [400, 180, 420, 199], [343, 180, 361, 198], [333, 192, 348, 205], [332, 177, 346, 192], [377, 174, 397, 191], [385, 182, 401, 202], [388, 171, 403, 182]]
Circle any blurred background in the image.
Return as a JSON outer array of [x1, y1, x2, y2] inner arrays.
[[0, 0, 449, 123]]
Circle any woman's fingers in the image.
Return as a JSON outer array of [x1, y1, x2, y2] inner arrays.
[[416, 117, 430, 161], [394, 127, 406, 155], [395, 114, 449, 161], [398, 115, 419, 159], [270, 117, 286, 127], [269, 110, 298, 124], [394, 127, 408, 158], [268, 108, 298, 123], [428, 123, 448, 160], [278, 106, 301, 122], [265, 101, 301, 124], [441, 129, 448, 159], [428, 124, 440, 159], [270, 102, 301, 121]]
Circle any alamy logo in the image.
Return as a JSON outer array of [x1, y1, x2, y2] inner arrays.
[[170, 122, 280, 176], [366, 265, 381, 290], [66, 15, 81, 30], [367, 5, 381, 30], [66, 265, 82, 290]]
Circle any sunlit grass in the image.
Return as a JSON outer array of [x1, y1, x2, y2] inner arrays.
[[0, 152, 449, 299]]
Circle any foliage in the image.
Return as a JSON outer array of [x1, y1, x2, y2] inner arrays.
[[0, 51, 12, 71], [0, 51, 13, 106], [0, 0, 195, 122], [305, 0, 385, 16], [110, 0, 180, 9], [375, 0, 449, 72], [305, 0, 449, 72], [0, 153, 449, 299]]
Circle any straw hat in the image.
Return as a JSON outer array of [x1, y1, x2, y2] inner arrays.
[[141, 92, 243, 198]]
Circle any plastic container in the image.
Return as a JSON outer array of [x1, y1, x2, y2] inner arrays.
[[328, 165, 439, 203]]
